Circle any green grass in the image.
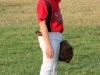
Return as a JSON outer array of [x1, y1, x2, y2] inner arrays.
[[0, 0, 100, 75]]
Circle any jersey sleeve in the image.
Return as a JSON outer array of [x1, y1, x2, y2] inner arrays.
[[37, 1, 48, 22], [55, 0, 61, 4]]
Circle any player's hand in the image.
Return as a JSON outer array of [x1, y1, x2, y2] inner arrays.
[[46, 45, 54, 59]]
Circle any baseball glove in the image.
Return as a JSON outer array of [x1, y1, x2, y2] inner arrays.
[[59, 40, 74, 63]]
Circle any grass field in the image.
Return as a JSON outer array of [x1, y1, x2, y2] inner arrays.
[[0, 0, 100, 75]]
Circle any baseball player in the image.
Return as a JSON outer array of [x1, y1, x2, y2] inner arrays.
[[36, 0, 64, 75]]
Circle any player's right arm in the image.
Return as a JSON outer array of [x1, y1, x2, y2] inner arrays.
[[39, 20, 54, 59]]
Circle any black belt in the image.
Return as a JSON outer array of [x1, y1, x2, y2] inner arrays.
[[35, 30, 62, 36], [35, 30, 42, 36]]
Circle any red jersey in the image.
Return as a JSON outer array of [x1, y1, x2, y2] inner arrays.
[[37, 0, 64, 32]]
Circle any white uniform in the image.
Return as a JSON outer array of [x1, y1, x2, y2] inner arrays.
[[38, 32, 63, 75]]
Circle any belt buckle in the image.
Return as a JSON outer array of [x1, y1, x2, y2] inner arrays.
[[35, 30, 42, 36]]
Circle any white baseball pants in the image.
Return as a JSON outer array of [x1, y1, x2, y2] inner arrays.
[[38, 32, 63, 75]]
